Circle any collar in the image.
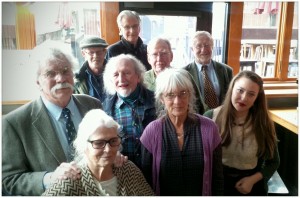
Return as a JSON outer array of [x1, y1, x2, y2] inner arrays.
[[195, 60, 213, 72], [41, 96, 76, 120], [115, 85, 145, 109], [121, 36, 143, 50]]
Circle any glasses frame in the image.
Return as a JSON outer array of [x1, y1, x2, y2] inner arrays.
[[121, 24, 140, 31], [87, 136, 122, 149], [42, 66, 73, 79], [149, 52, 171, 59], [164, 90, 189, 101], [84, 49, 106, 57]]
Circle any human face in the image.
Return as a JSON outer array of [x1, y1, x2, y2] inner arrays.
[[82, 47, 106, 74], [192, 35, 213, 65], [86, 126, 120, 169], [119, 16, 140, 45], [112, 59, 140, 97], [161, 89, 189, 119], [37, 59, 74, 107], [148, 41, 173, 76], [231, 77, 259, 117]]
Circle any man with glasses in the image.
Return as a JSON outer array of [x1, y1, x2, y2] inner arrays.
[[2, 46, 103, 195], [74, 36, 109, 103], [145, 37, 206, 114], [185, 31, 233, 110], [105, 10, 151, 71], [144, 37, 174, 91]]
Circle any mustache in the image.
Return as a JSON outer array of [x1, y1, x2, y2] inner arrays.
[[51, 82, 74, 93]]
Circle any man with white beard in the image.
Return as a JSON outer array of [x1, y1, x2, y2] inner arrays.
[[2, 47, 103, 195], [102, 54, 156, 168]]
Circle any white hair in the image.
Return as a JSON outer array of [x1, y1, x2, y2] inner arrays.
[[117, 10, 141, 28], [73, 109, 120, 166], [155, 68, 196, 117], [103, 54, 146, 95]]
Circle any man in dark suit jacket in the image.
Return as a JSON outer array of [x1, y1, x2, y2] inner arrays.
[[105, 10, 151, 71], [2, 47, 102, 195], [185, 31, 233, 110]]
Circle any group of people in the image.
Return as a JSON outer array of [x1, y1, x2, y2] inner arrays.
[[2, 9, 279, 196]]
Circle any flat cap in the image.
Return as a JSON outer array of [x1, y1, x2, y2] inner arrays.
[[80, 36, 108, 49]]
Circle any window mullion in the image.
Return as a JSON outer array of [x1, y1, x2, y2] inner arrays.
[[274, 2, 294, 81]]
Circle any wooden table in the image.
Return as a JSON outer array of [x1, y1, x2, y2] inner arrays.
[[269, 109, 298, 134]]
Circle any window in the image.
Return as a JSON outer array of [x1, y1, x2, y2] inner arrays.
[[140, 15, 197, 67], [239, 2, 298, 81], [139, 2, 228, 68]]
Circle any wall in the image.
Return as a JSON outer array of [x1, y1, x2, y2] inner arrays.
[[2, 50, 40, 102]]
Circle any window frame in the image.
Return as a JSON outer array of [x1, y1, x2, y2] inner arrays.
[[227, 2, 297, 83]]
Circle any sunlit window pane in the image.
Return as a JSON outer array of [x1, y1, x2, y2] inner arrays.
[[240, 2, 281, 78], [140, 15, 197, 68]]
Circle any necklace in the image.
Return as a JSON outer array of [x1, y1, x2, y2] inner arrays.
[[233, 122, 245, 127], [177, 133, 184, 139]]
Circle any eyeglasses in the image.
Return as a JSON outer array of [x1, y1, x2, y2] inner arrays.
[[42, 67, 73, 79], [149, 52, 170, 59], [164, 91, 189, 101], [122, 24, 139, 31], [87, 136, 121, 149], [194, 44, 211, 50], [84, 49, 106, 56]]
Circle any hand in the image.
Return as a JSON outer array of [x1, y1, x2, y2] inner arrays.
[[51, 161, 81, 181], [43, 161, 81, 189], [235, 176, 254, 194], [114, 151, 128, 167], [235, 172, 263, 194]]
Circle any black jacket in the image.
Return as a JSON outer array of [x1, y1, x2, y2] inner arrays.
[[105, 36, 151, 71]]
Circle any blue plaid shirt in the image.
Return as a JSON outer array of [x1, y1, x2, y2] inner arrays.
[[114, 97, 146, 163]]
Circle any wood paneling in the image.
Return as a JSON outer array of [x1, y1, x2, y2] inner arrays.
[[227, 2, 244, 75], [100, 2, 120, 45]]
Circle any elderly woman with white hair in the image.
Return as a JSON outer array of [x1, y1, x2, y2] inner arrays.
[[140, 68, 224, 196], [43, 109, 154, 196]]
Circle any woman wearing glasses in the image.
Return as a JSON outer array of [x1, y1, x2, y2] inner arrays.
[[43, 109, 154, 196], [140, 68, 223, 196]]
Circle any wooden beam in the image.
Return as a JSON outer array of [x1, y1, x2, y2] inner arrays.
[[227, 2, 244, 75], [100, 2, 120, 45]]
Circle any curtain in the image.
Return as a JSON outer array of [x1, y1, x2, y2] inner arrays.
[[15, 4, 36, 49]]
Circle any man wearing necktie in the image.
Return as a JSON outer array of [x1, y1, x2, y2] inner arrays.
[[2, 46, 103, 195], [185, 31, 233, 110]]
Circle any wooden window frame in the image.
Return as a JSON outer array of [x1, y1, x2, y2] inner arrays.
[[227, 2, 297, 82]]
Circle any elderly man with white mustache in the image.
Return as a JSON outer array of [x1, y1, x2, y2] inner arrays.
[[2, 46, 103, 196], [102, 54, 156, 169]]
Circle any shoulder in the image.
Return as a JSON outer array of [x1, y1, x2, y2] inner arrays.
[[196, 114, 222, 145], [73, 94, 98, 102], [141, 86, 155, 97], [73, 94, 102, 108], [197, 114, 217, 127], [74, 65, 88, 81], [141, 119, 163, 141], [102, 94, 117, 112], [184, 62, 196, 70], [3, 99, 40, 121], [114, 160, 140, 177], [213, 60, 233, 71], [107, 41, 123, 51]]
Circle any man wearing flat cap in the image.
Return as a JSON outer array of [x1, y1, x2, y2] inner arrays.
[[74, 36, 109, 103]]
